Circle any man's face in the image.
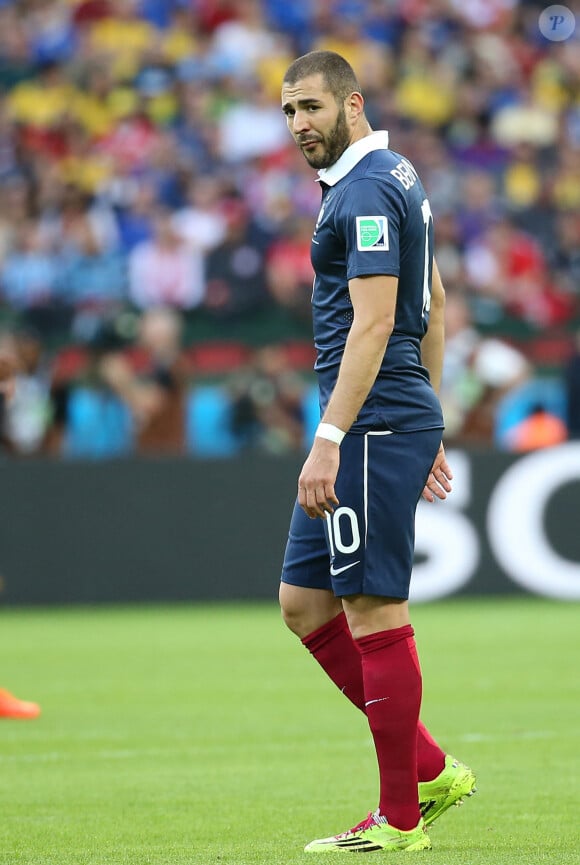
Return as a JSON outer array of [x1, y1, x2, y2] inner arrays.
[[281, 73, 352, 169]]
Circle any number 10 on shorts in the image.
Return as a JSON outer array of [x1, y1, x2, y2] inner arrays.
[[326, 506, 362, 556]]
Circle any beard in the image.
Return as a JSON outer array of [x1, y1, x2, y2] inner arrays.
[[300, 107, 351, 169]]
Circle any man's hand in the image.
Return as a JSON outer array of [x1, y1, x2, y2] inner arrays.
[[298, 437, 340, 519], [422, 442, 453, 503]]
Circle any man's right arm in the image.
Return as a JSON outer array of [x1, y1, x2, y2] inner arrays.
[[420, 257, 445, 394], [297, 273, 398, 519]]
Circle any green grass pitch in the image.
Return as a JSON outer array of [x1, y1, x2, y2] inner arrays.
[[0, 597, 578, 865]]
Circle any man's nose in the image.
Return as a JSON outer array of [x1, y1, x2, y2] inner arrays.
[[293, 111, 311, 134]]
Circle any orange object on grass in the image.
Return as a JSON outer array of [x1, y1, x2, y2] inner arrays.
[[0, 688, 41, 719]]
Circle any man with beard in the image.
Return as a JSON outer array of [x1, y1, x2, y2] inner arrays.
[[278, 51, 475, 853]]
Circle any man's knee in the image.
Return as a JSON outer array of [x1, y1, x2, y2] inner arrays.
[[279, 583, 342, 639], [342, 594, 410, 640], [280, 603, 307, 637]]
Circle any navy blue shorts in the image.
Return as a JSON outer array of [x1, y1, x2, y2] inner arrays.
[[281, 428, 442, 600]]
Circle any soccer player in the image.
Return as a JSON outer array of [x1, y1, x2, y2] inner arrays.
[[279, 51, 475, 853]]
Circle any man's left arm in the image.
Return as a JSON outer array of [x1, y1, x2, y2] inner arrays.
[[420, 258, 445, 394], [420, 258, 453, 503], [298, 274, 397, 519]]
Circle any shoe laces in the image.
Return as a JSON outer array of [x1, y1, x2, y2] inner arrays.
[[340, 810, 387, 838]]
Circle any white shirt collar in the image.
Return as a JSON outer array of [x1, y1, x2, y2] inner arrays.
[[317, 130, 390, 187]]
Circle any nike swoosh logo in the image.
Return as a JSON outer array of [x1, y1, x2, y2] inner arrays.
[[365, 697, 390, 707], [330, 560, 360, 576]]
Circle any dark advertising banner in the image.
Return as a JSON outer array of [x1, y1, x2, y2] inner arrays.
[[0, 444, 579, 605], [412, 444, 580, 602]]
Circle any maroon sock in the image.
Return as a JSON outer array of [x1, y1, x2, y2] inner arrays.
[[417, 721, 446, 781], [301, 612, 366, 710], [302, 613, 445, 783], [357, 625, 422, 831]]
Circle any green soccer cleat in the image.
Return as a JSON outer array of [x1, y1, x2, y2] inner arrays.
[[419, 754, 476, 826], [304, 811, 431, 853]]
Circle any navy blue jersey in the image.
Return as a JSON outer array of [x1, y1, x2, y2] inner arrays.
[[311, 131, 443, 433]]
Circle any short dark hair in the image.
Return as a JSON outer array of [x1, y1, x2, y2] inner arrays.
[[283, 50, 361, 103]]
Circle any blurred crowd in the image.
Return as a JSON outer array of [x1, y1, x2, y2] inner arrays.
[[0, 0, 579, 458]]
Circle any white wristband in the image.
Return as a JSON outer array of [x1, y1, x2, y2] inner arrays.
[[315, 422, 346, 445]]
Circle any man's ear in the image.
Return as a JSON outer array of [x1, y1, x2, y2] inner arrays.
[[346, 91, 365, 124]]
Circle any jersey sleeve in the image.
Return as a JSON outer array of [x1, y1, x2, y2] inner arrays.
[[334, 176, 406, 281]]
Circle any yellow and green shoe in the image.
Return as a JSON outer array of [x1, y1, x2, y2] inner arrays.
[[304, 811, 431, 853], [419, 755, 476, 826]]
